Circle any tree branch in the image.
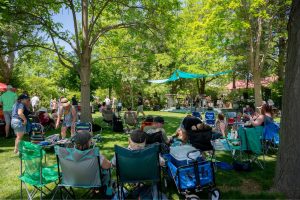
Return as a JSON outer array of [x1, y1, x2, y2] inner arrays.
[[67, 0, 81, 56], [90, 22, 137, 47], [88, 0, 111, 37]]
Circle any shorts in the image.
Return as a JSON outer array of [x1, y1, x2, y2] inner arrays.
[[4, 111, 12, 124], [137, 105, 144, 112], [11, 118, 26, 134]]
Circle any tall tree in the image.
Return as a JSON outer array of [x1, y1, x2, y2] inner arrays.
[[274, 0, 300, 198], [8, 0, 179, 121]]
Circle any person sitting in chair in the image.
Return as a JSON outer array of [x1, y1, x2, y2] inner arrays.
[[212, 113, 226, 138], [141, 115, 154, 131], [144, 116, 170, 144], [72, 132, 111, 169], [124, 107, 137, 127], [111, 129, 165, 166], [102, 105, 114, 125], [171, 127, 189, 147], [247, 104, 273, 127]]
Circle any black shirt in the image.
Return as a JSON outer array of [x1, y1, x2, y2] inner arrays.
[[138, 96, 143, 106]]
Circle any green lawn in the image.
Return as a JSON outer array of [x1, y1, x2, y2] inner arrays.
[[0, 111, 283, 199]]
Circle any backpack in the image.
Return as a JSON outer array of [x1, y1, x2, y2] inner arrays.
[[113, 116, 123, 132]]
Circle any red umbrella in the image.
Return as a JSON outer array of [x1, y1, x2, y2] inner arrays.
[[0, 83, 16, 92]]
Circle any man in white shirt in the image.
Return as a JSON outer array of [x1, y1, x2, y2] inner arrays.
[[31, 95, 40, 112], [104, 96, 111, 106]]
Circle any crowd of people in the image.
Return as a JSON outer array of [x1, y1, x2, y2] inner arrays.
[[0, 84, 275, 156]]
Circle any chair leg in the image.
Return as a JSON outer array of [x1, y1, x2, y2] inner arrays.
[[20, 181, 23, 200], [40, 187, 42, 200]]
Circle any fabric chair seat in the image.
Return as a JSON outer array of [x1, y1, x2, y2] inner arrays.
[[19, 165, 58, 187]]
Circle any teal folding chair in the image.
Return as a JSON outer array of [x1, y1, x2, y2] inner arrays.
[[19, 141, 58, 200], [114, 144, 162, 199], [230, 126, 265, 169], [52, 146, 110, 199]]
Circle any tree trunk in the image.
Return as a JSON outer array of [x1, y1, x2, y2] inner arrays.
[[196, 79, 201, 94], [232, 72, 236, 89], [199, 78, 206, 95], [108, 86, 112, 99], [253, 68, 262, 107], [277, 37, 286, 81], [79, 0, 92, 122], [79, 64, 92, 122], [274, 1, 300, 198]]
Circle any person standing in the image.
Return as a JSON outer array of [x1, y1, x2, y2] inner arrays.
[[55, 98, 77, 139], [71, 95, 78, 112], [31, 94, 40, 112], [11, 94, 30, 153], [137, 92, 145, 118], [0, 85, 17, 138], [104, 96, 111, 106]]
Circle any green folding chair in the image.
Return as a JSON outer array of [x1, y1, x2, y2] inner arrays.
[[230, 126, 265, 169], [19, 141, 58, 200], [114, 144, 162, 199]]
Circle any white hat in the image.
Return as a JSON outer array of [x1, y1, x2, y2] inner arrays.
[[7, 85, 13, 90]]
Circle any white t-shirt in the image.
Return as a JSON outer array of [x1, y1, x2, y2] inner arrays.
[[105, 98, 111, 105], [31, 96, 40, 107]]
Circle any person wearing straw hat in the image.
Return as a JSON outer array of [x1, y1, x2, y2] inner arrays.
[[55, 98, 77, 139], [0, 85, 17, 138]]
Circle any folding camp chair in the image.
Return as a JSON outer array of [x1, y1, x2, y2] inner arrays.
[[205, 111, 215, 127], [19, 141, 58, 200], [52, 146, 110, 199], [230, 126, 265, 169], [114, 144, 162, 199], [75, 122, 102, 144], [192, 111, 202, 120], [262, 122, 280, 154], [226, 112, 237, 127]]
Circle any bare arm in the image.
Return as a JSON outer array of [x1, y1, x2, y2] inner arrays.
[[71, 107, 77, 123], [18, 109, 27, 124], [250, 115, 264, 126], [220, 122, 226, 137], [101, 156, 112, 169], [56, 107, 63, 128]]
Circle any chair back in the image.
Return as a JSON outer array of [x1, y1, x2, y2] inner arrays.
[[124, 112, 137, 126], [19, 141, 45, 184], [31, 123, 44, 133], [205, 111, 215, 125], [192, 112, 202, 120], [75, 122, 92, 133], [114, 144, 160, 183], [226, 112, 236, 125], [263, 121, 280, 144], [54, 146, 102, 188], [237, 126, 264, 155], [102, 110, 114, 121]]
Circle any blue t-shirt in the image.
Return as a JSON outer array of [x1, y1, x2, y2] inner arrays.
[[12, 102, 25, 120]]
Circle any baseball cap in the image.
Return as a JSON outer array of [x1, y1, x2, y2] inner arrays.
[[130, 130, 146, 144], [154, 116, 164, 124], [18, 94, 29, 100]]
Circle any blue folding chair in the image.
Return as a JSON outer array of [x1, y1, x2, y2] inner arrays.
[[205, 111, 215, 127], [192, 112, 202, 120], [263, 121, 280, 153]]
